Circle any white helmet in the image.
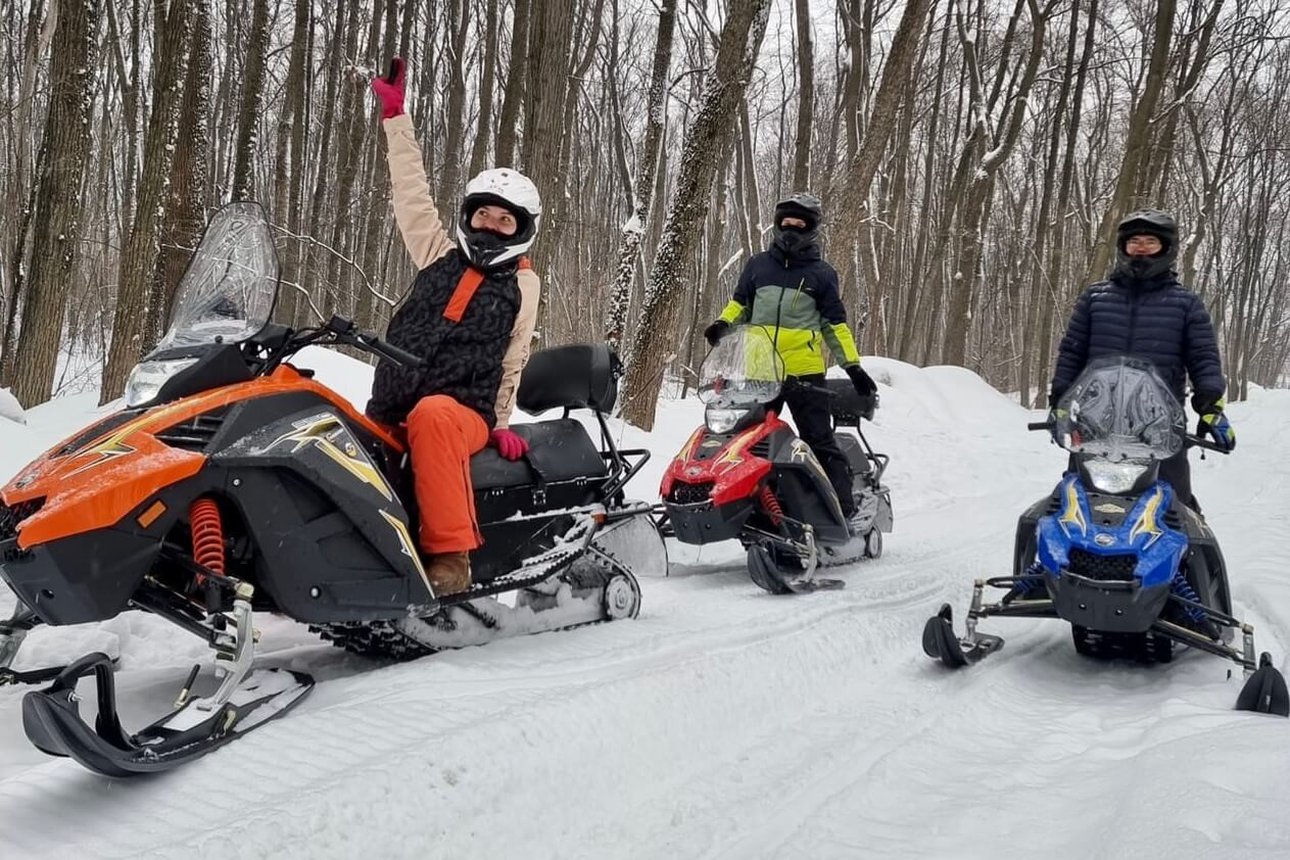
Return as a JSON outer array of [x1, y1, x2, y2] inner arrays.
[[456, 168, 542, 270]]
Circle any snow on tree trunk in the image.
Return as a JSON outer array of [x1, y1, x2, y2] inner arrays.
[[619, 0, 773, 431], [11, 0, 100, 409], [101, 1, 193, 404], [603, 0, 677, 354]]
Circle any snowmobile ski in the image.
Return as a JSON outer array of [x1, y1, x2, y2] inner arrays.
[[921, 603, 1004, 668], [1235, 651, 1290, 717], [21, 589, 312, 777]]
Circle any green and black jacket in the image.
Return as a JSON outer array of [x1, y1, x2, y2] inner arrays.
[[718, 243, 862, 376]]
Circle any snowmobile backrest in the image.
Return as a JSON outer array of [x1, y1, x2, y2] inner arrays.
[[517, 344, 621, 415], [824, 378, 876, 424]]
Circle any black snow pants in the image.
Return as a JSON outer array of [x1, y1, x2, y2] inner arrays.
[[770, 374, 854, 517]]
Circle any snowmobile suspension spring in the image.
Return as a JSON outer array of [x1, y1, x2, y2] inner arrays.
[[1170, 570, 1207, 623], [759, 485, 784, 526], [189, 498, 226, 580]]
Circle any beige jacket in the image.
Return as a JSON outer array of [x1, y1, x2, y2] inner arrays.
[[382, 114, 540, 429]]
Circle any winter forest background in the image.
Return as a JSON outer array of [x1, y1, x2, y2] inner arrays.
[[2, 0, 1288, 430]]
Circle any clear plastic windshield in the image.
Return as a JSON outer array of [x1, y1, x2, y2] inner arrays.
[[155, 201, 280, 350], [697, 325, 784, 408], [1054, 355, 1185, 460]]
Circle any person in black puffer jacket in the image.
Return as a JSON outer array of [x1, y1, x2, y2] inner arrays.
[[1049, 209, 1235, 510]]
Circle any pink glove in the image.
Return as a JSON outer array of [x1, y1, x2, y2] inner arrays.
[[371, 58, 406, 120], [490, 428, 529, 461]]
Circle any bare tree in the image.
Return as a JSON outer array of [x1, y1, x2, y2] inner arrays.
[[602, 0, 678, 353], [231, 0, 271, 201], [11, 0, 100, 408], [101, 0, 194, 402], [791, 0, 815, 189], [620, 0, 774, 430]]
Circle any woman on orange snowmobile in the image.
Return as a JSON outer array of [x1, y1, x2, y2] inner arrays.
[[366, 58, 541, 595]]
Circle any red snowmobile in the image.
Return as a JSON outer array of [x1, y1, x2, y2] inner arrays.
[[659, 326, 892, 593], [0, 201, 663, 776]]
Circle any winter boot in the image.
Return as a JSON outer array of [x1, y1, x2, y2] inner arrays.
[[427, 551, 472, 596]]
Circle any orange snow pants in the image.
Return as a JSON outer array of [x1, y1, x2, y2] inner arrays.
[[405, 395, 489, 555]]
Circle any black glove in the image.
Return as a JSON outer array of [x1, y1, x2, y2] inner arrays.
[[846, 364, 877, 397], [703, 320, 731, 347]]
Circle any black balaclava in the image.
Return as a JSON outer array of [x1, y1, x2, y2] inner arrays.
[[771, 192, 823, 257], [1113, 208, 1178, 283]]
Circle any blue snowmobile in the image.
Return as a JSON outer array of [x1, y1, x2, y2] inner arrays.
[[921, 356, 1288, 716]]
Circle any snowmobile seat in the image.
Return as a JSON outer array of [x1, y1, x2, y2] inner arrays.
[[469, 418, 607, 491], [516, 343, 621, 415]]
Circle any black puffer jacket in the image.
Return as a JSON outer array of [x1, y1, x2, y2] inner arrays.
[[367, 249, 521, 427], [1051, 271, 1225, 405]]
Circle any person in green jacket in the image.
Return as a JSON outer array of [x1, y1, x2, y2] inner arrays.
[[704, 193, 877, 528]]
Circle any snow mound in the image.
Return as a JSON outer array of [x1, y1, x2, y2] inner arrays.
[[0, 388, 24, 425]]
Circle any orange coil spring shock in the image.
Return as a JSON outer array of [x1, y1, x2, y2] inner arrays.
[[759, 485, 784, 527], [189, 498, 226, 579]]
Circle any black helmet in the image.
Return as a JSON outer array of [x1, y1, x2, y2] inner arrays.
[[1114, 208, 1178, 281], [772, 192, 823, 256]]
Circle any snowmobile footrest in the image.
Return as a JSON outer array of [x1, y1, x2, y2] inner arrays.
[[1235, 652, 1290, 717], [22, 651, 313, 777]]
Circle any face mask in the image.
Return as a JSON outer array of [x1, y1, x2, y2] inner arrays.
[[774, 228, 816, 254]]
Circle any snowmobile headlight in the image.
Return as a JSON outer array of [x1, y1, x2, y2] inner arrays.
[[124, 358, 200, 407], [1083, 460, 1149, 494], [705, 405, 749, 434]]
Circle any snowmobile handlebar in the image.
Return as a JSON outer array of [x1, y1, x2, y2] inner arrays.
[[1026, 420, 1230, 454], [324, 315, 425, 369]]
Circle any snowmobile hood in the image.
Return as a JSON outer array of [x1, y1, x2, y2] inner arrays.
[[1, 365, 401, 549]]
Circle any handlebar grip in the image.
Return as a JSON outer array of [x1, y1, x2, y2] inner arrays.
[[369, 338, 424, 369], [1027, 421, 1054, 432], [1185, 434, 1229, 454]]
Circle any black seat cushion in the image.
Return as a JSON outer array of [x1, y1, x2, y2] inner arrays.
[[517, 344, 621, 414], [469, 418, 607, 490]]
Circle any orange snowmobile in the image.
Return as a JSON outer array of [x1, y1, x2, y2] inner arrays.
[[0, 202, 663, 776]]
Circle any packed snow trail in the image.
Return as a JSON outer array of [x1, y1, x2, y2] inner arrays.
[[1, 356, 1288, 859]]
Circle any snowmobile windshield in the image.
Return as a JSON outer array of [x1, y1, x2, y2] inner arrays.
[[1054, 355, 1185, 461], [155, 201, 280, 350], [697, 325, 784, 408]]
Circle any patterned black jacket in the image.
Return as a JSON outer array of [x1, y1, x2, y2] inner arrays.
[[367, 249, 521, 428]]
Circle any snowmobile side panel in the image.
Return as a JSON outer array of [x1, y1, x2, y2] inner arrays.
[[2, 366, 401, 551], [0, 527, 161, 625], [765, 428, 849, 543]]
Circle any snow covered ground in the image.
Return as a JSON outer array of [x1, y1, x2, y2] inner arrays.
[[1, 351, 1288, 859]]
